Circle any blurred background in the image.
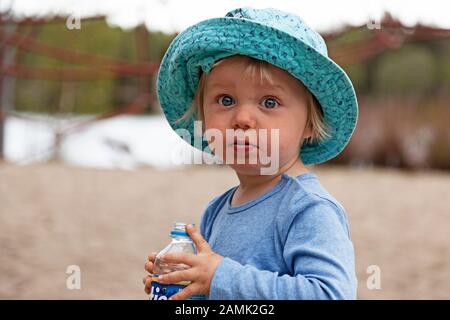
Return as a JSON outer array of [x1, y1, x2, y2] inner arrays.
[[0, 0, 449, 299]]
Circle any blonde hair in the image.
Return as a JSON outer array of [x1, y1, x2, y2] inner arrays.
[[175, 55, 331, 145]]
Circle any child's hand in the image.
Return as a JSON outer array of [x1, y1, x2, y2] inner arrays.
[[143, 252, 157, 295], [156, 224, 224, 300]]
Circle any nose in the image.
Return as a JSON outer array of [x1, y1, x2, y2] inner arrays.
[[231, 103, 257, 130]]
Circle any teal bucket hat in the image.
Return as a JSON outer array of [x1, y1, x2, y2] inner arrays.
[[157, 7, 358, 165]]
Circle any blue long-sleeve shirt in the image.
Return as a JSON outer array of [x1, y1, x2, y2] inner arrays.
[[200, 171, 357, 300]]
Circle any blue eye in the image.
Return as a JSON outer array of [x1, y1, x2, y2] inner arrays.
[[218, 95, 234, 107], [262, 97, 279, 109]]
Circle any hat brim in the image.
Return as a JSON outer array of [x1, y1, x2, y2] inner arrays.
[[157, 17, 358, 165]]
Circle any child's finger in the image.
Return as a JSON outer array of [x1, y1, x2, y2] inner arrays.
[[157, 269, 194, 285], [160, 252, 195, 266], [145, 261, 154, 273], [169, 283, 200, 301], [143, 275, 151, 285], [186, 224, 210, 252], [143, 275, 153, 291], [148, 252, 157, 262]]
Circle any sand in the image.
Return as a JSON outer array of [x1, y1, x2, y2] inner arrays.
[[0, 162, 449, 299]]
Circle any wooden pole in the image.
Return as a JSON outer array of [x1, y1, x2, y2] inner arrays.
[[0, 20, 17, 159], [135, 24, 152, 112]]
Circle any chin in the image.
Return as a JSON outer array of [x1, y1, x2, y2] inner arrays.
[[227, 163, 280, 176]]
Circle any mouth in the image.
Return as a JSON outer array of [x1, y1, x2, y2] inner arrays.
[[228, 139, 258, 154], [229, 139, 258, 148]]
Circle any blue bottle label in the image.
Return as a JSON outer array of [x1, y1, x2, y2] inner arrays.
[[150, 279, 186, 300], [149, 277, 206, 300]]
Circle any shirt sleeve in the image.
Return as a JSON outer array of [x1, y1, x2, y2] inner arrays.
[[208, 200, 357, 300]]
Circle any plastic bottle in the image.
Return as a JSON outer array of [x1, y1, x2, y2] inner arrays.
[[150, 222, 206, 300]]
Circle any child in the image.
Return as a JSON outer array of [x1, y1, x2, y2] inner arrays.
[[143, 7, 358, 300]]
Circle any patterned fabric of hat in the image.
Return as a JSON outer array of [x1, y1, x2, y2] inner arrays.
[[157, 7, 358, 165]]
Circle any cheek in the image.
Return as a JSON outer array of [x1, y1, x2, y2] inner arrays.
[[204, 119, 226, 141], [203, 107, 221, 130], [282, 127, 304, 144], [203, 117, 226, 147], [203, 108, 232, 139], [280, 111, 307, 141], [265, 126, 303, 157]]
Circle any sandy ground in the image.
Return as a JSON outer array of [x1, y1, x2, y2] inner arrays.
[[0, 161, 449, 299]]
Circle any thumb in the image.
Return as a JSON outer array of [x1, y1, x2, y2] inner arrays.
[[186, 224, 210, 252]]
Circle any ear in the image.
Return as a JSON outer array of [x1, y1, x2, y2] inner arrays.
[[302, 123, 313, 140]]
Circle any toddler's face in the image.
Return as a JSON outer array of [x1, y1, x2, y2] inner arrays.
[[202, 55, 311, 175]]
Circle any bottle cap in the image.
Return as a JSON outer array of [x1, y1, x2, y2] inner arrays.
[[170, 222, 194, 238]]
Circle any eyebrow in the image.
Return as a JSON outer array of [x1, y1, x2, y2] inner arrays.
[[207, 82, 286, 93]]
